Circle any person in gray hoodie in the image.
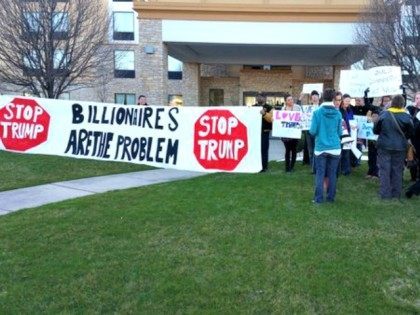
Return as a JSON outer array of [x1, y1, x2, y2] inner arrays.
[[309, 89, 342, 203]]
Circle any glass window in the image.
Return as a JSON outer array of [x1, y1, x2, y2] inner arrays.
[[115, 93, 136, 105], [24, 12, 40, 32], [53, 12, 69, 33], [168, 56, 183, 80], [209, 89, 224, 106], [54, 50, 68, 69], [114, 50, 135, 78], [115, 51, 134, 70], [113, 12, 134, 40], [168, 56, 183, 72], [168, 95, 183, 106], [23, 51, 39, 69]]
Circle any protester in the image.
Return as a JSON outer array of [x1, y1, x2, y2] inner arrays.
[[373, 95, 414, 199], [300, 90, 320, 169], [333, 92, 343, 109], [137, 95, 148, 106], [281, 94, 302, 173], [406, 91, 420, 181], [254, 94, 273, 172], [310, 89, 342, 203], [365, 90, 381, 179], [348, 97, 366, 167], [353, 97, 371, 116], [339, 94, 353, 175], [380, 95, 392, 110]]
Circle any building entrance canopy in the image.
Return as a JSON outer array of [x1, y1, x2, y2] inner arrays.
[[163, 21, 367, 66]]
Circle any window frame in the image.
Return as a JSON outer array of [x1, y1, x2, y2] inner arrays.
[[114, 50, 135, 78], [115, 93, 136, 105], [112, 11, 135, 41]]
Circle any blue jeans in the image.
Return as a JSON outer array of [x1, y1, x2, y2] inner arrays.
[[314, 153, 340, 203]]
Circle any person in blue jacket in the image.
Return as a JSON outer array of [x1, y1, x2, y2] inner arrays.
[[309, 89, 343, 204]]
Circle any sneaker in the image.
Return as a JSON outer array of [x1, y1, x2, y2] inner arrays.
[[312, 199, 322, 204]]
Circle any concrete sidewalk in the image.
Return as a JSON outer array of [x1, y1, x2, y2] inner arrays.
[[0, 139, 287, 216], [0, 169, 204, 215]]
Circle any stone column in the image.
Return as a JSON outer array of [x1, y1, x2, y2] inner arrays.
[[182, 62, 200, 106], [138, 19, 167, 106]]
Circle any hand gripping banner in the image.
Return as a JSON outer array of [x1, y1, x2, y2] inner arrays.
[[0, 96, 262, 173]]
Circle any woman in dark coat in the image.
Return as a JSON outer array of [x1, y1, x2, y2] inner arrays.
[[373, 95, 414, 199]]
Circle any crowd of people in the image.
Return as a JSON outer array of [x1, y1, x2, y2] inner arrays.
[[255, 89, 420, 203]]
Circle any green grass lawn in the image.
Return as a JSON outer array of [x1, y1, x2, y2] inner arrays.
[[0, 151, 152, 191], [0, 162, 419, 313]]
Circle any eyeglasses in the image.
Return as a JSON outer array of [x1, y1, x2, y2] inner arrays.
[[335, 99, 342, 102]]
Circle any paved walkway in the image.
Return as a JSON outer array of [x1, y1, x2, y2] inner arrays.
[[0, 169, 205, 215], [0, 140, 289, 216]]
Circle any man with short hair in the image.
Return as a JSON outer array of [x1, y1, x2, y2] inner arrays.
[[137, 95, 148, 106], [406, 92, 420, 182], [301, 90, 320, 170], [309, 89, 342, 203], [253, 94, 273, 172]]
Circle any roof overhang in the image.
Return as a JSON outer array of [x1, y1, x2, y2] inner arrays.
[[163, 21, 367, 65], [166, 43, 366, 66]]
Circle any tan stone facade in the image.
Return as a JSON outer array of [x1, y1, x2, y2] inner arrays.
[[200, 77, 240, 106]]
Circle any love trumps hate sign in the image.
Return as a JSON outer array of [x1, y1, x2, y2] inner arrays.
[[272, 110, 303, 139]]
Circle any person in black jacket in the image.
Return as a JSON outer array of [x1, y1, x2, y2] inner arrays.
[[253, 94, 273, 172], [365, 89, 381, 179], [339, 94, 353, 175], [373, 95, 414, 199], [406, 92, 420, 181]]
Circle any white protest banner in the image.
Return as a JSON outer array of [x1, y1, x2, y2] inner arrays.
[[300, 105, 317, 131], [302, 83, 323, 95], [0, 95, 262, 173], [339, 70, 368, 97], [272, 110, 302, 139], [353, 115, 378, 140], [349, 120, 362, 159], [339, 66, 402, 97], [368, 66, 402, 97]]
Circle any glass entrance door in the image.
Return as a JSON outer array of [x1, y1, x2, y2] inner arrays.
[[243, 92, 286, 107]]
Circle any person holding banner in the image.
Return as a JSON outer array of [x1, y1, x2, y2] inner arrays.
[[373, 95, 414, 200], [333, 92, 343, 109], [281, 94, 302, 173], [339, 94, 354, 176], [406, 92, 420, 182], [309, 89, 342, 204], [380, 95, 392, 111], [299, 90, 320, 169], [254, 94, 273, 172], [365, 91, 381, 179]]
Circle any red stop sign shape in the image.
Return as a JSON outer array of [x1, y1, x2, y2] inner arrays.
[[194, 109, 248, 171], [0, 97, 50, 152]]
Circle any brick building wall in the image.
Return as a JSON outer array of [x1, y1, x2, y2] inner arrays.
[[239, 69, 294, 104], [200, 77, 240, 106]]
